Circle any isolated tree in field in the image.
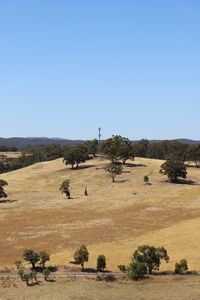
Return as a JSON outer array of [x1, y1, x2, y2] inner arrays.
[[143, 175, 150, 185], [60, 180, 71, 199], [102, 135, 134, 164], [40, 251, 50, 269], [0, 179, 8, 199], [23, 249, 40, 269], [74, 245, 89, 271], [127, 261, 147, 280], [97, 255, 106, 271], [85, 139, 98, 157], [160, 159, 187, 183], [133, 245, 169, 274], [63, 144, 88, 169], [105, 162, 123, 182], [175, 259, 188, 274]]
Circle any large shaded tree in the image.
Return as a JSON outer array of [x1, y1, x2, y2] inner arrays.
[[160, 159, 187, 183], [133, 245, 169, 274], [102, 135, 134, 164], [63, 144, 88, 169]]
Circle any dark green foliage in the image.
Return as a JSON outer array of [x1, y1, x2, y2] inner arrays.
[[43, 268, 51, 281], [134, 139, 150, 158], [102, 135, 134, 164], [40, 251, 50, 269], [23, 249, 40, 269], [85, 139, 98, 157], [63, 144, 88, 169], [175, 259, 188, 274], [0, 145, 18, 152], [133, 245, 169, 274], [0, 144, 66, 174], [97, 255, 106, 271], [117, 265, 126, 272], [60, 180, 71, 199], [188, 144, 200, 167], [127, 261, 147, 280], [19, 269, 38, 286], [105, 162, 123, 182], [0, 179, 8, 198], [74, 245, 89, 271], [160, 159, 187, 183]]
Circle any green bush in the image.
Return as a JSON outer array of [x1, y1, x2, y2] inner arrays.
[[127, 261, 147, 280], [175, 259, 188, 274], [43, 268, 51, 281]]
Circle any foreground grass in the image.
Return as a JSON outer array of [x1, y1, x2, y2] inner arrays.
[[1, 278, 200, 300]]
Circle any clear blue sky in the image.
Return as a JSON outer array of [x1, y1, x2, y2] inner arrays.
[[0, 0, 200, 140]]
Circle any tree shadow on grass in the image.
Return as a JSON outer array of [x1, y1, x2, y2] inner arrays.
[[115, 179, 129, 183], [0, 199, 17, 204], [71, 164, 95, 170], [125, 163, 147, 168], [164, 179, 199, 185]]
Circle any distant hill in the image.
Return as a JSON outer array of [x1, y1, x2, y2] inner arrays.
[[0, 137, 82, 150], [0, 137, 199, 151]]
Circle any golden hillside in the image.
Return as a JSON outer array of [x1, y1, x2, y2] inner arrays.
[[1, 157, 200, 271]]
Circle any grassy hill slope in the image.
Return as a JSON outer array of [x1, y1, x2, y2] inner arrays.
[[1, 157, 200, 271]]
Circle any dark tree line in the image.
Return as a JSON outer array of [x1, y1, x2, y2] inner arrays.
[[0, 145, 18, 152], [134, 139, 200, 166]]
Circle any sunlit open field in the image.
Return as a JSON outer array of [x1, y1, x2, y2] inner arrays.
[[1, 157, 200, 272], [1, 277, 200, 300]]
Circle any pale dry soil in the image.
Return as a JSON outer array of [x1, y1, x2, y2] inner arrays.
[[1, 157, 200, 271], [1, 277, 200, 300]]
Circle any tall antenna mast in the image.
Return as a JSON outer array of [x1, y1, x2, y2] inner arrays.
[[98, 127, 101, 154]]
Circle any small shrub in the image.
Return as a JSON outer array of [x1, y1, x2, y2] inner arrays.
[[43, 268, 51, 281], [117, 265, 126, 272], [97, 255, 106, 271], [144, 175, 149, 185], [175, 259, 188, 274], [127, 261, 147, 280]]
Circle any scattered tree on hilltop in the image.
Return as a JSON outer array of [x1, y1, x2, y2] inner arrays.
[[0, 179, 8, 199], [23, 249, 40, 269], [105, 162, 123, 182], [63, 144, 88, 169], [74, 245, 89, 272], [85, 139, 98, 157], [102, 135, 134, 164], [160, 159, 187, 183], [60, 180, 71, 199], [133, 245, 169, 274]]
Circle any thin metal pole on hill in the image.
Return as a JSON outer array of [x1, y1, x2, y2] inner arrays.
[[98, 127, 101, 155]]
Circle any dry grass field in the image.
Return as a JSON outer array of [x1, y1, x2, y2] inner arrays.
[[0, 152, 21, 159], [1, 277, 200, 300], [1, 156, 200, 272]]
